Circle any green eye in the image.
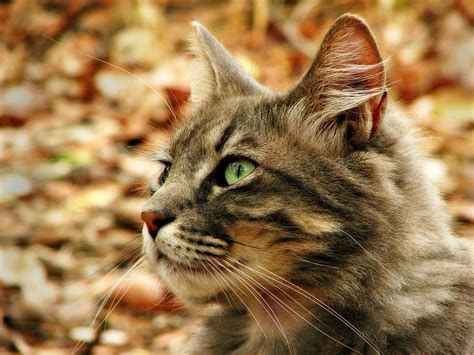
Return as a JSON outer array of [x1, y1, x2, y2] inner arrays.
[[160, 165, 171, 185], [224, 159, 256, 185]]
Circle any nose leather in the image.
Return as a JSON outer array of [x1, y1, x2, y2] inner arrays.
[[141, 210, 169, 239]]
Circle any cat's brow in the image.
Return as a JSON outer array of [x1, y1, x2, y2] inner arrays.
[[214, 122, 236, 152], [233, 136, 258, 149]]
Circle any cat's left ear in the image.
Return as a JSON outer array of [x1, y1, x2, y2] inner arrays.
[[189, 22, 266, 111], [288, 14, 387, 148]]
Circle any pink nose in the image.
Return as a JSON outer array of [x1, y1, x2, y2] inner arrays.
[[141, 211, 167, 238]]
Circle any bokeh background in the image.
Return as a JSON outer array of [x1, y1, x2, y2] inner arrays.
[[1, 0, 473, 353]]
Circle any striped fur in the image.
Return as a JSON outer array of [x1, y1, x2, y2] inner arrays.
[[142, 14, 473, 354]]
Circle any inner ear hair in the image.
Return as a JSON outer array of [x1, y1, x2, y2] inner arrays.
[[286, 14, 388, 152], [341, 106, 372, 148]]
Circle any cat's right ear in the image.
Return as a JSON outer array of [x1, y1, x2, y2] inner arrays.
[[189, 22, 265, 111]]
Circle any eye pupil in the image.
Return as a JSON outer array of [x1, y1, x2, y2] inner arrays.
[[236, 163, 242, 177]]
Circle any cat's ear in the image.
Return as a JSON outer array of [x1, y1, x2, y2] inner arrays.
[[288, 14, 387, 148], [189, 22, 265, 110]]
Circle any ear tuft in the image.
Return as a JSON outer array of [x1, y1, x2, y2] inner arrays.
[[189, 22, 265, 110]]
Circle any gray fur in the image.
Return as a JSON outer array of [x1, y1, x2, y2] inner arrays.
[[142, 14, 474, 354]]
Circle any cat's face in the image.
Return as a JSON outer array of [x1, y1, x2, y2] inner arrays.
[[142, 15, 390, 305], [142, 96, 341, 303]]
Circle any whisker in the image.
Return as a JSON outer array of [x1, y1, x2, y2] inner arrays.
[[229, 239, 338, 269], [339, 229, 398, 279], [69, 241, 142, 285], [223, 259, 299, 323], [216, 260, 289, 347], [226, 255, 379, 354], [73, 257, 145, 354], [206, 259, 267, 339], [144, 282, 174, 311], [221, 260, 293, 352], [74, 260, 148, 354], [101, 259, 147, 326], [59, 245, 142, 328], [196, 258, 235, 307], [223, 258, 356, 353], [225, 255, 328, 329], [289, 253, 339, 269], [204, 259, 240, 308]]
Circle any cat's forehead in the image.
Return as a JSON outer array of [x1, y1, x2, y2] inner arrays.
[[168, 97, 268, 160]]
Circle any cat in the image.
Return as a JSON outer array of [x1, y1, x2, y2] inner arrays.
[[141, 14, 473, 354]]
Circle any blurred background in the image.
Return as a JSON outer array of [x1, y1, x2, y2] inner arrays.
[[0, 0, 473, 353]]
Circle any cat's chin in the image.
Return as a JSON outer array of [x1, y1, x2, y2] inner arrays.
[[142, 228, 227, 303], [153, 259, 226, 304]]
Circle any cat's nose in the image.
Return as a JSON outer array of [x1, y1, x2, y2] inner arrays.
[[141, 210, 173, 239]]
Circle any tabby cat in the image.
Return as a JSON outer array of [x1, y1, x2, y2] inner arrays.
[[141, 14, 473, 354]]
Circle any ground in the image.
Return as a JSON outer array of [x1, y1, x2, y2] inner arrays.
[[0, 1, 473, 354]]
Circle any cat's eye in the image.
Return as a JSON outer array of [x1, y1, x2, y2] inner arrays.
[[159, 165, 171, 185], [224, 159, 255, 185]]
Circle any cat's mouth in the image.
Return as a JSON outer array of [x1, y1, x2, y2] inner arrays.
[[157, 249, 235, 275], [157, 250, 206, 273]]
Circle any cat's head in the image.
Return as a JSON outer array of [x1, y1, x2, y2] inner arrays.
[[141, 14, 393, 305]]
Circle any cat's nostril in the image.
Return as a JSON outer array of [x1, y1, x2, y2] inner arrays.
[[141, 211, 174, 239]]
